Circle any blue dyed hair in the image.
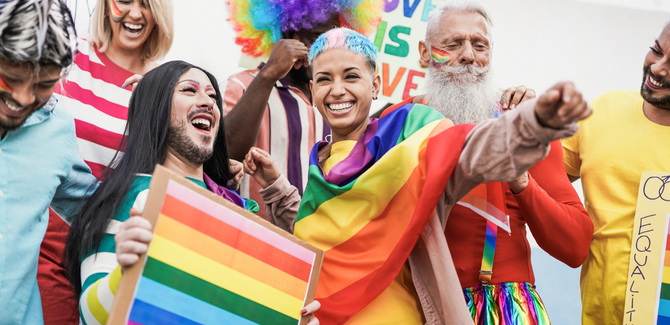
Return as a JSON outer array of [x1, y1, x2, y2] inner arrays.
[[308, 27, 378, 72]]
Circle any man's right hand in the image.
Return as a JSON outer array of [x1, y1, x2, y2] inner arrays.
[[260, 39, 309, 81]]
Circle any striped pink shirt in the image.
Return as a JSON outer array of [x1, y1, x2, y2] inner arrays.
[[222, 65, 328, 218], [54, 40, 134, 178]]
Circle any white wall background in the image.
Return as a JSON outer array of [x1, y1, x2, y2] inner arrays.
[[64, 1, 670, 323]]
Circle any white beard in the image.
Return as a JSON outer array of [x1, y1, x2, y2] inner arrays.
[[424, 64, 501, 125]]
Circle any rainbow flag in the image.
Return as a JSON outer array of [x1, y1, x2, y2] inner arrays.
[[657, 220, 670, 324], [294, 103, 475, 324], [126, 179, 318, 325]]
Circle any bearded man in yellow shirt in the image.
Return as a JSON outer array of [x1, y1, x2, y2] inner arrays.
[[563, 23, 670, 324]]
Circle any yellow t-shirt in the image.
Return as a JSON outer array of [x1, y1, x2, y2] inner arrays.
[[323, 140, 424, 325], [562, 90, 670, 325]]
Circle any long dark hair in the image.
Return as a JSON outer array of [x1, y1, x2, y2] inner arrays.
[[65, 60, 231, 297]]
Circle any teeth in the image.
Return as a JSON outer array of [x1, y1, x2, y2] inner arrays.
[[191, 118, 210, 129], [3, 98, 24, 112], [650, 76, 665, 88], [328, 102, 354, 111], [123, 23, 143, 30]]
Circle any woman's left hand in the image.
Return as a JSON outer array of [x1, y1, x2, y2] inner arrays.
[[243, 147, 280, 189], [302, 300, 321, 325], [122, 74, 143, 91]]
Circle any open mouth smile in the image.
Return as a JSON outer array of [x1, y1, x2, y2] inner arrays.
[[647, 74, 669, 90], [190, 114, 213, 134], [122, 22, 145, 37], [326, 101, 355, 116]]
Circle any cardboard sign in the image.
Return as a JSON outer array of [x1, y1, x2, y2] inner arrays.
[[373, 0, 446, 103], [238, 0, 446, 104], [623, 171, 670, 325], [108, 165, 324, 325]]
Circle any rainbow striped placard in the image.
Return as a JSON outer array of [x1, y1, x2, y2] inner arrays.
[[656, 215, 670, 325], [109, 166, 323, 325]]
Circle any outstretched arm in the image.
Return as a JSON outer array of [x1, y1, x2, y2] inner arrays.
[[447, 81, 592, 203], [224, 40, 309, 161]]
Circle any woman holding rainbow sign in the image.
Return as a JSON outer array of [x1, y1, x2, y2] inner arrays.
[[242, 27, 592, 324]]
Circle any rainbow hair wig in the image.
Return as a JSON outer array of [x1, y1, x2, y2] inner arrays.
[[308, 28, 378, 71], [228, 0, 384, 58]]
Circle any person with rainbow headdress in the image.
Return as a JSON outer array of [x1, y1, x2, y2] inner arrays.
[[221, 0, 383, 219], [242, 27, 592, 324]]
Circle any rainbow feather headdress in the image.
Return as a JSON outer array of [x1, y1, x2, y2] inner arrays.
[[227, 0, 384, 58]]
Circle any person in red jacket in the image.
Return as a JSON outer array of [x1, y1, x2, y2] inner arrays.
[[388, 1, 594, 324]]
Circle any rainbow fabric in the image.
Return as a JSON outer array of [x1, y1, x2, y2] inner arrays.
[[430, 47, 450, 65], [0, 75, 13, 93], [463, 282, 551, 325], [127, 180, 317, 325], [294, 103, 475, 324], [657, 221, 670, 323], [108, 0, 126, 23]]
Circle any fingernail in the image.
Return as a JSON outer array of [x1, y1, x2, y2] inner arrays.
[[502, 102, 507, 109], [301, 309, 307, 315], [510, 104, 516, 109], [121, 83, 126, 88]]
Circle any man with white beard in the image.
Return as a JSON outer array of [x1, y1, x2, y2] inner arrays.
[[385, 1, 595, 324]]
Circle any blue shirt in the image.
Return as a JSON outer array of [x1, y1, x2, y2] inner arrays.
[[0, 97, 97, 324]]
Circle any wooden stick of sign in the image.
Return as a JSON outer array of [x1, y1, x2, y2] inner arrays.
[[108, 165, 324, 325]]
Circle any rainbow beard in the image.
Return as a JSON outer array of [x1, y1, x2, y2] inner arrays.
[[430, 47, 450, 67], [0, 75, 13, 94], [109, 0, 127, 23]]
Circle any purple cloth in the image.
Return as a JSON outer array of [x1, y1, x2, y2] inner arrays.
[[203, 173, 246, 209]]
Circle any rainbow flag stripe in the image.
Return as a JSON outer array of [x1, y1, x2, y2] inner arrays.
[[657, 222, 670, 324], [295, 103, 475, 324], [109, 0, 126, 23], [0, 75, 13, 93], [127, 180, 316, 325], [430, 47, 450, 64]]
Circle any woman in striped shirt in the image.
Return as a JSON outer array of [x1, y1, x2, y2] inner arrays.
[[40, 1, 174, 323]]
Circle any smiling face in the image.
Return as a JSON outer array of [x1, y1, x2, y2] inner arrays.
[[0, 61, 61, 136], [167, 68, 220, 165], [310, 49, 380, 142], [107, 0, 156, 54], [641, 25, 670, 110]]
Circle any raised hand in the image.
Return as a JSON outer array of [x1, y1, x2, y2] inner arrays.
[[243, 147, 281, 189], [534, 81, 592, 129], [261, 39, 309, 81]]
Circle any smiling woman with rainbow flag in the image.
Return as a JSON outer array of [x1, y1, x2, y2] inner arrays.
[[244, 28, 591, 325]]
